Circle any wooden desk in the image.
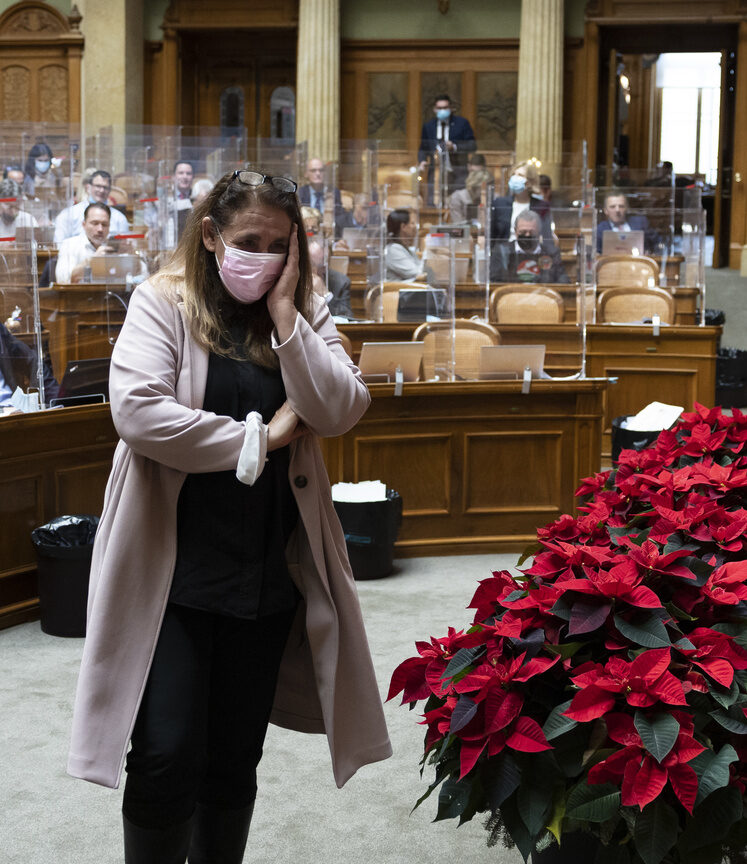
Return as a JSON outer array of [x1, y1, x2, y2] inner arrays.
[[320, 378, 607, 557], [340, 322, 720, 464], [0, 404, 118, 630], [37, 283, 128, 379]]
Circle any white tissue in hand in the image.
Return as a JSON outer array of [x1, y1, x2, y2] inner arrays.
[[9, 387, 40, 413], [331, 480, 387, 502], [236, 411, 268, 486]]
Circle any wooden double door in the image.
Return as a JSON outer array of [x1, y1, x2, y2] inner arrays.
[[179, 30, 296, 139]]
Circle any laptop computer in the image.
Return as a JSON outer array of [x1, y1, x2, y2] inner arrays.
[[358, 341, 424, 384], [89, 254, 141, 283], [601, 229, 645, 255], [478, 345, 546, 380], [53, 356, 111, 404], [397, 287, 449, 322]]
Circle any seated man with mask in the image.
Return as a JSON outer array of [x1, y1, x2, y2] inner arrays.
[[54, 170, 129, 243], [490, 210, 568, 284], [0, 321, 59, 410], [0, 178, 38, 237]]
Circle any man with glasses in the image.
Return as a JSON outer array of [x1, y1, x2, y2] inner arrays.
[[297, 158, 346, 235], [54, 169, 129, 244]]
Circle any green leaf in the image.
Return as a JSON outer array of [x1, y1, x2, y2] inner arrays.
[[545, 641, 584, 659], [663, 535, 700, 555], [517, 542, 540, 567], [499, 795, 535, 862], [613, 612, 671, 648], [517, 771, 554, 837], [565, 782, 621, 823], [482, 750, 521, 811], [665, 601, 697, 622], [680, 556, 714, 586], [549, 595, 574, 622], [708, 709, 747, 734], [680, 786, 743, 850], [711, 622, 747, 651], [542, 700, 578, 741], [689, 743, 738, 805], [709, 678, 741, 710], [434, 776, 471, 822], [634, 711, 680, 764], [634, 798, 679, 864], [441, 646, 483, 681]]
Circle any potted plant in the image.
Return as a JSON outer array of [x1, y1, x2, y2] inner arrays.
[[389, 404, 747, 864]]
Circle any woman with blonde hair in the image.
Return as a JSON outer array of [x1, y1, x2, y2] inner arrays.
[[67, 169, 391, 863], [490, 158, 552, 241]]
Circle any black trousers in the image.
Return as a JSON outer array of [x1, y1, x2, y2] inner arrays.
[[122, 602, 297, 828]]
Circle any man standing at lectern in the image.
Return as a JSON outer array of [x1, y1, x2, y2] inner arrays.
[[417, 94, 476, 202]]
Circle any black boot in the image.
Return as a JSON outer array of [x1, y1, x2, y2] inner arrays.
[[123, 813, 192, 864], [188, 800, 255, 864]]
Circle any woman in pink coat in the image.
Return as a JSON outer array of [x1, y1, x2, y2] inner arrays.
[[67, 170, 391, 863]]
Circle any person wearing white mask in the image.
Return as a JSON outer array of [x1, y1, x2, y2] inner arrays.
[[22, 142, 61, 198], [67, 169, 391, 864], [490, 159, 553, 242]]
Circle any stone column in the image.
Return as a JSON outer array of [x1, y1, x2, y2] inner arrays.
[[296, 0, 340, 163], [78, 0, 144, 171], [515, 0, 564, 183]]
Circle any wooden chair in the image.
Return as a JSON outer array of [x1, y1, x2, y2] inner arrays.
[[363, 281, 412, 322], [412, 319, 500, 381], [490, 284, 565, 324], [595, 255, 660, 290], [597, 285, 674, 324], [338, 331, 354, 359]]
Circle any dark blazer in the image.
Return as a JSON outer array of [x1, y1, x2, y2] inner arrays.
[[298, 185, 346, 236], [326, 269, 353, 319], [418, 115, 476, 190], [595, 214, 660, 254], [491, 195, 552, 241], [0, 322, 59, 402], [490, 240, 569, 284]]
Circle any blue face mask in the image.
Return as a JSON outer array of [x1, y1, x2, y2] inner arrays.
[[508, 174, 527, 195], [436, 108, 451, 122], [35, 160, 51, 174]]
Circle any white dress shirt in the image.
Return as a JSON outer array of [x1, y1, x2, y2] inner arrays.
[[0, 210, 38, 238], [54, 201, 129, 244], [55, 233, 98, 283]]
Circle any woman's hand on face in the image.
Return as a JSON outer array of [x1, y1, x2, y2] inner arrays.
[[266, 226, 299, 341], [267, 401, 308, 452]]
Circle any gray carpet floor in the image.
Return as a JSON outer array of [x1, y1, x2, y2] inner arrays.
[[2, 553, 527, 864], [4, 263, 746, 863]]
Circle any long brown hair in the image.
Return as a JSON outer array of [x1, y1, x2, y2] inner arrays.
[[154, 170, 313, 368]]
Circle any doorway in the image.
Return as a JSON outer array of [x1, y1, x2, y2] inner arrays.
[[596, 23, 738, 268], [179, 30, 297, 142]]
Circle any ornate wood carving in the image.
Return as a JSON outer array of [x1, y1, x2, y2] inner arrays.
[[39, 64, 67, 122], [3, 65, 30, 121], [0, 2, 83, 123]]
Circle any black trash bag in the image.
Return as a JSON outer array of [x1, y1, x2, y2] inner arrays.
[[31, 514, 99, 637], [716, 347, 747, 410], [610, 416, 663, 464], [333, 489, 403, 581], [703, 308, 726, 327]]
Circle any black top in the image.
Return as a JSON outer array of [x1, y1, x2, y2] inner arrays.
[[169, 326, 299, 619]]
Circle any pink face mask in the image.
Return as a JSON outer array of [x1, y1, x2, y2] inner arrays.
[[214, 227, 286, 304]]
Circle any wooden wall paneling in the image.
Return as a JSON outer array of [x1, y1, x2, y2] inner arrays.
[[583, 21, 600, 171], [0, 1, 84, 124], [0, 404, 118, 629], [143, 40, 163, 127], [562, 38, 586, 154]]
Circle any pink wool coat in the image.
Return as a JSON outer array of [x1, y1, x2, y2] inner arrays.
[[67, 280, 392, 789]]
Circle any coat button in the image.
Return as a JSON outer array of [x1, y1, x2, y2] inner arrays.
[[294, 475, 308, 488]]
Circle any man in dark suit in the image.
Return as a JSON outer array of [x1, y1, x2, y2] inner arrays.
[[490, 211, 568, 284], [297, 157, 347, 237], [595, 191, 660, 253], [0, 322, 59, 407], [417, 94, 476, 202]]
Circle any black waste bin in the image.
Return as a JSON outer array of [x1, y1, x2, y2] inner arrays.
[[31, 514, 99, 637], [333, 490, 403, 580], [610, 416, 663, 464]]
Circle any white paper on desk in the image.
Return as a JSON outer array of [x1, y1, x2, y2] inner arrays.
[[9, 387, 40, 413], [331, 480, 387, 502], [625, 401, 683, 432]]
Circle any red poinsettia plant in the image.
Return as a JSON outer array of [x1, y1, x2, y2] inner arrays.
[[390, 404, 747, 864]]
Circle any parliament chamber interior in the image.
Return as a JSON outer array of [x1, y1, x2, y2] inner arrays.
[[0, 0, 745, 630]]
